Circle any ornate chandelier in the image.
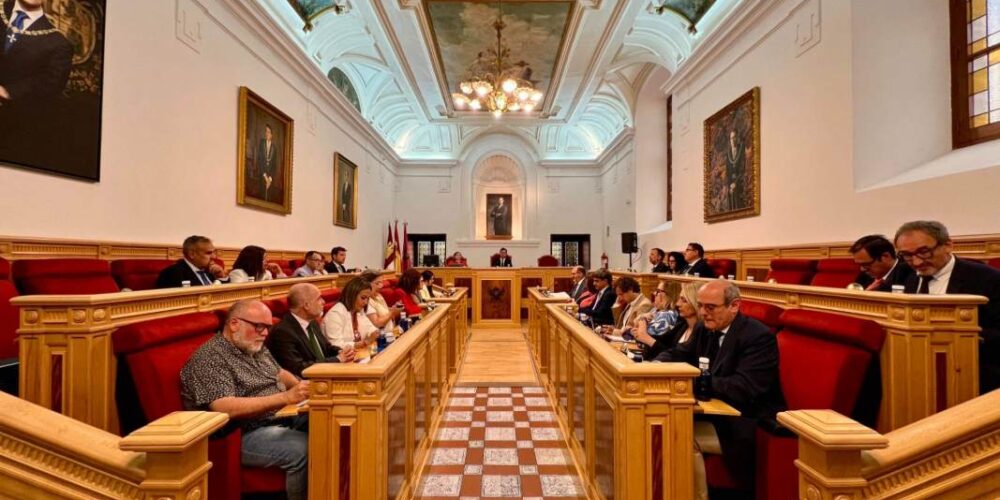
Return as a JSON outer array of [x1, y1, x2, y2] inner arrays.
[[451, 0, 543, 117]]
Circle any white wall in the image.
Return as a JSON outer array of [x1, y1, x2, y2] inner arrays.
[[0, 0, 396, 267], [636, 0, 1000, 255], [599, 147, 637, 270]]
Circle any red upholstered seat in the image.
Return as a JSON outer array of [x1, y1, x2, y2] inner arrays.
[[988, 258, 1000, 270], [0, 258, 19, 361], [739, 300, 783, 333], [288, 259, 304, 271], [809, 258, 861, 288], [490, 253, 500, 267], [114, 312, 284, 499], [537, 255, 559, 267], [764, 259, 817, 285], [268, 260, 292, 277], [263, 298, 289, 320], [110, 259, 175, 291], [384, 278, 399, 288], [755, 309, 885, 500], [12, 259, 120, 295], [707, 259, 737, 278]]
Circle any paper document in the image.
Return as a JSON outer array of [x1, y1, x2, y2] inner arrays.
[[547, 292, 572, 300]]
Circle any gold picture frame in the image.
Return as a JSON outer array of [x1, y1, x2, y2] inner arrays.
[[703, 87, 760, 223], [333, 153, 358, 229], [237, 87, 294, 215]]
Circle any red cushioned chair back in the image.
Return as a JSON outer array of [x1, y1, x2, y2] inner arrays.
[[12, 259, 120, 295], [114, 312, 220, 422], [321, 287, 342, 304], [267, 260, 292, 277], [776, 309, 885, 414], [263, 298, 289, 320], [739, 300, 783, 333], [288, 259, 304, 270], [490, 254, 500, 266], [384, 278, 399, 288], [110, 259, 176, 291], [0, 280, 19, 360], [765, 259, 817, 285], [809, 258, 861, 288], [988, 258, 1000, 270], [707, 259, 736, 278], [0, 258, 10, 280], [537, 255, 559, 267], [379, 288, 398, 304]]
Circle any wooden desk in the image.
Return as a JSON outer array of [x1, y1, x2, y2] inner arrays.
[[275, 402, 309, 418], [696, 399, 741, 417]]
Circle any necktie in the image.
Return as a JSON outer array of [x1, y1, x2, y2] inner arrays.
[[865, 278, 884, 292], [5, 11, 28, 52], [197, 270, 212, 285], [306, 322, 325, 360], [917, 276, 933, 295]]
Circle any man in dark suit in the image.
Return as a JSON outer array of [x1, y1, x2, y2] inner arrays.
[[155, 235, 226, 288], [656, 280, 784, 495], [324, 246, 349, 273], [682, 242, 717, 278], [266, 284, 354, 377], [569, 266, 587, 302], [579, 269, 617, 326], [649, 248, 669, 273], [849, 234, 914, 292], [493, 248, 513, 267], [256, 124, 278, 202], [896, 221, 1000, 392], [0, 0, 73, 163]]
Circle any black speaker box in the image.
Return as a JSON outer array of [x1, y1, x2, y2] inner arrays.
[[621, 232, 638, 253]]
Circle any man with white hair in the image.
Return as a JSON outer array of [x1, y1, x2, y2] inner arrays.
[[181, 299, 311, 500]]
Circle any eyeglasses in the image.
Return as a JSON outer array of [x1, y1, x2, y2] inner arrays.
[[856, 258, 877, 271], [234, 317, 272, 333], [897, 244, 939, 262], [307, 257, 324, 262], [699, 302, 726, 313]]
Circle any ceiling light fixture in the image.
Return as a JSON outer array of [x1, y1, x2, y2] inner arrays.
[[451, 0, 542, 117]]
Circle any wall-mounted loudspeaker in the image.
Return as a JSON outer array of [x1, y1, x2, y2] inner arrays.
[[621, 232, 638, 254]]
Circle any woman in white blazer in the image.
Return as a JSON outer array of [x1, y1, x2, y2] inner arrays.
[[323, 276, 379, 350], [227, 245, 287, 283]]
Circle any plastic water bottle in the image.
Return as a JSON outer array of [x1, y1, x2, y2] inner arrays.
[[376, 331, 388, 352], [696, 357, 712, 401]]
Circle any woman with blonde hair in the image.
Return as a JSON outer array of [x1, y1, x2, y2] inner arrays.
[[631, 282, 703, 360]]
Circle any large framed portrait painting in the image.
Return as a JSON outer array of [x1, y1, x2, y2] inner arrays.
[[0, 0, 107, 181], [333, 153, 357, 229], [703, 87, 760, 223], [486, 193, 512, 240], [237, 87, 293, 215]]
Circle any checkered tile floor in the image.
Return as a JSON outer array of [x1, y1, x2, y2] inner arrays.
[[415, 386, 587, 499]]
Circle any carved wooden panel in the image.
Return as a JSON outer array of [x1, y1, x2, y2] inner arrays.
[[553, 277, 575, 293], [387, 393, 407, 500], [480, 279, 512, 320], [455, 277, 473, 298], [521, 277, 543, 298]]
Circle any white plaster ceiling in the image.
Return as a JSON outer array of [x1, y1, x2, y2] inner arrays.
[[257, 0, 738, 163]]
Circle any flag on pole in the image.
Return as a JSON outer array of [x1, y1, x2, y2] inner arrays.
[[383, 222, 395, 269], [393, 220, 401, 271], [402, 222, 410, 270]]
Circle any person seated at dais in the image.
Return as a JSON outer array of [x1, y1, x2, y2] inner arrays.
[[568, 266, 588, 302], [360, 270, 403, 334], [180, 299, 310, 500], [667, 251, 689, 275], [266, 284, 355, 378], [228, 245, 287, 283], [447, 251, 468, 267], [493, 248, 513, 267], [576, 273, 599, 308], [322, 277, 379, 350], [324, 246, 350, 274], [602, 276, 652, 336], [579, 269, 616, 326], [632, 282, 700, 360], [292, 251, 328, 278], [649, 247, 669, 273], [156, 235, 226, 288], [849, 235, 913, 292]]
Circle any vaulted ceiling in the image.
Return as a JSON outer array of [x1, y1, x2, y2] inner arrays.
[[259, 0, 736, 163]]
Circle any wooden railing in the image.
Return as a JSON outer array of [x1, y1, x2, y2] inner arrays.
[[610, 272, 987, 432], [526, 288, 700, 499], [303, 289, 469, 500], [0, 391, 225, 499], [11, 274, 365, 432], [780, 389, 1000, 499]]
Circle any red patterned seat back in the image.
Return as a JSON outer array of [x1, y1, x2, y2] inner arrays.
[[13, 259, 119, 295], [809, 258, 861, 288], [764, 259, 817, 285], [111, 259, 176, 291]]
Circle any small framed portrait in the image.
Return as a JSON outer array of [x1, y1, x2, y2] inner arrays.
[[703, 87, 761, 224], [237, 87, 294, 215], [486, 193, 512, 240], [333, 152, 358, 229]]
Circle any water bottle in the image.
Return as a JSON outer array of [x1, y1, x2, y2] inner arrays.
[[695, 357, 712, 401], [399, 315, 410, 333], [376, 331, 388, 352]]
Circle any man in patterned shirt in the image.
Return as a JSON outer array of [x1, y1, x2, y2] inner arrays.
[[181, 299, 310, 500]]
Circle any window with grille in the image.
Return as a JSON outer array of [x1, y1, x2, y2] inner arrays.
[[550, 235, 590, 268], [951, 0, 1000, 147]]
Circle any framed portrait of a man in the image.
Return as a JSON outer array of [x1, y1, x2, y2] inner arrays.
[[486, 193, 512, 240], [237, 86, 293, 215], [333, 152, 357, 229], [0, 0, 107, 181], [703, 87, 760, 223]]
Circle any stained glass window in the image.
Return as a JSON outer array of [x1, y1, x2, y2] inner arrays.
[[433, 241, 447, 257], [551, 242, 563, 265], [954, 0, 1000, 146]]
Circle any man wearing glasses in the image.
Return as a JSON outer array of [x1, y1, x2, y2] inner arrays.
[[292, 250, 328, 277], [849, 234, 913, 292], [181, 299, 311, 500], [895, 220, 1000, 392], [655, 280, 784, 498], [682, 242, 717, 278]]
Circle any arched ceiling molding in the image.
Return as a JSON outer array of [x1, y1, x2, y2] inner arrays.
[[459, 131, 542, 168], [457, 127, 543, 163]]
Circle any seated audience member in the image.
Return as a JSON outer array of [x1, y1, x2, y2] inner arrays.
[[655, 280, 785, 495], [493, 248, 513, 267], [228, 245, 287, 283], [577, 275, 599, 309], [579, 269, 617, 326], [849, 234, 913, 291], [633, 282, 701, 360], [267, 284, 354, 377], [569, 266, 588, 301], [292, 251, 328, 277], [396, 268, 426, 318], [667, 251, 689, 275], [419, 270, 439, 301], [896, 220, 1000, 392], [649, 248, 669, 273], [606, 276, 652, 335], [323, 277, 379, 350], [682, 242, 716, 278], [324, 246, 350, 274], [447, 251, 468, 267], [360, 270, 402, 333], [155, 235, 226, 288], [180, 300, 310, 500]]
